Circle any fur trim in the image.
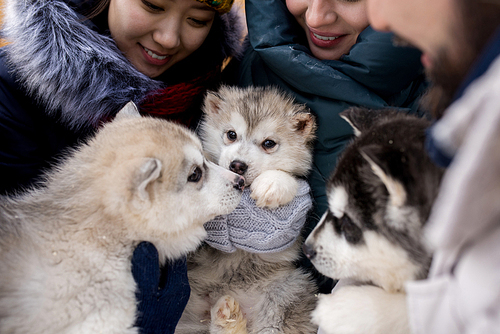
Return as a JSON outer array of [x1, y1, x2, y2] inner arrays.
[[218, 6, 245, 61], [1, 0, 243, 130]]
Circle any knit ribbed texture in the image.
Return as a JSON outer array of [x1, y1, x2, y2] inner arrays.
[[204, 179, 312, 253]]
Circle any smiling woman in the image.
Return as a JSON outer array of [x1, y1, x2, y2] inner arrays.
[[286, 0, 369, 60], [0, 0, 243, 332], [108, 0, 217, 78]]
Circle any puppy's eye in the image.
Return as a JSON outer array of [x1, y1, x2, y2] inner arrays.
[[188, 167, 203, 183], [262, 139, 276, 149], [226, 131, 237, 141], [340, 215, 363, 244]]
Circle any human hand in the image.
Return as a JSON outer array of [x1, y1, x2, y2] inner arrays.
[[132, 242, 191, 334]]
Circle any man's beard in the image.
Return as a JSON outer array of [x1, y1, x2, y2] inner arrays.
[[390, 33, 471, 120], [419, 48, 473, 119]]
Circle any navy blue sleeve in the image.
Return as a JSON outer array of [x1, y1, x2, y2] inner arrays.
[[0, 50, 84, 194]]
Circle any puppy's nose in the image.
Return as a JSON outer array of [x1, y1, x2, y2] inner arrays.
[[234, 176, 245, 191], [302, 243, 317, 260], [229, 160, 248, 175]]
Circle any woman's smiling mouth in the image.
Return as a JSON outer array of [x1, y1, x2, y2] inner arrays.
[[141, 45, 172, 66]]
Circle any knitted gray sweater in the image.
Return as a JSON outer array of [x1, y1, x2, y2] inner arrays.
[[204, 179, 312, 253]]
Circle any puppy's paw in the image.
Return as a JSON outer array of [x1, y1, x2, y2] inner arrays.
[[250, 170, 298, 209], [210, 295, 248, 334], [313, 286, 410, 334]]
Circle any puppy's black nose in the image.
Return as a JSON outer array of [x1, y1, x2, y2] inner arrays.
[[234, 176, 245, 191], [302, 243, 317, 260], [229, 160, 248, 175]]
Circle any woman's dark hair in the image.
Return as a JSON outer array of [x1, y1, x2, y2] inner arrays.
[[84, 0, 110, 19]]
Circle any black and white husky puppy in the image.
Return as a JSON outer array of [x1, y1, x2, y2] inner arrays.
[[303, 107, 444, 334], [175, 86, 319, 334]]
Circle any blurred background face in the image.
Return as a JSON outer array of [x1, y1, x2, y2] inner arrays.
[[365, 0, 496, 118], [108, 0, 215, 78], [286, 0, 369, 60]]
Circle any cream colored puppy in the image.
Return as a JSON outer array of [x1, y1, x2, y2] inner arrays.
[[0, 102, 244, 334], [176, 86, 318, 334]]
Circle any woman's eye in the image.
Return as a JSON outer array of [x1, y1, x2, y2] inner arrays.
[[189, 18, 209, 27], [188, 167, 203, 183], [262, 139, 276, 149], [226, 131, 237, 141], [141, 0, 163, 11]]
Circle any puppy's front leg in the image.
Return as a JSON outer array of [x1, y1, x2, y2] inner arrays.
[[250, 170, 298, 209], [313, 285, 410, 334], [210, 295, 248, 334]]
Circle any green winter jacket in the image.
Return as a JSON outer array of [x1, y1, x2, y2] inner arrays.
[[238, 0, 428, 227]]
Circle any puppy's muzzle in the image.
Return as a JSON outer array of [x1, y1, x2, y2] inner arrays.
[[211, 161, 245, 191], [302, 243, 317, 260], [233, 175, 245, 191]]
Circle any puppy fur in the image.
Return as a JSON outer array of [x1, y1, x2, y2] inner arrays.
[[304, 108, 444, 334], [0, 103, 244, 334], [175, 86, 319, 334]]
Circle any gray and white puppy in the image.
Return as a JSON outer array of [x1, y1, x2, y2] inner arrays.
[[303, 108, 444, 334], [175, 86, 319, 334], [0, 103, 244, 334]]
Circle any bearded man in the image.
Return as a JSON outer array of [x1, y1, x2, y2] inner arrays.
[[367, 0, 500, 333]]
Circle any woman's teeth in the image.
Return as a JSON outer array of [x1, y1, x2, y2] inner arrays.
[[313, 33, 340, 41], [143, 47, 167, 60]]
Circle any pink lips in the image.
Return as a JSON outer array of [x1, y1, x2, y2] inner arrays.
[[308, 28, 346, 48], [140, 46, 172, 66]]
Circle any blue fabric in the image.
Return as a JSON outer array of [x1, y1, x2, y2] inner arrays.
[[132, 242, 191, 334], [425, 126, 453, 168], [0, 50, 88, 194]]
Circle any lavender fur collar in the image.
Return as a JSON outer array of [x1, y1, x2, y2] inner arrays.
[[1, 0, 242, 130]]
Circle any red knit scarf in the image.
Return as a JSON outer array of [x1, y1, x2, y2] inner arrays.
[[139, 67, 220, 127]]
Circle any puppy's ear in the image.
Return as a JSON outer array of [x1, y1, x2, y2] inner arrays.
[[203, 90, 223, 115], [293, 111, 317, 142], [340, 107, 400, 137], [115, 101, 141, 121], [133, 158, 162, 202], [360, 145, 407, 207]]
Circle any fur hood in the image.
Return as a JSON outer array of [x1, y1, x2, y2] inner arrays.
[[0, 0, 243, 130]]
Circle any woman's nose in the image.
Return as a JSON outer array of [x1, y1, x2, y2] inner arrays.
[[153, 21, 181, 50], [306, 0, 338, 28]]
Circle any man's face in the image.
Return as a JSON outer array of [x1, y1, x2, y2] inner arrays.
[[366, 0, 461, 73], [366, 0, 482, 118]]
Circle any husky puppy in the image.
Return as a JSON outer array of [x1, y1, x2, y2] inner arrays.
[[175, 86, 319, 334], [0, 102, 244, 334], [303, 107, 444, 334]]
